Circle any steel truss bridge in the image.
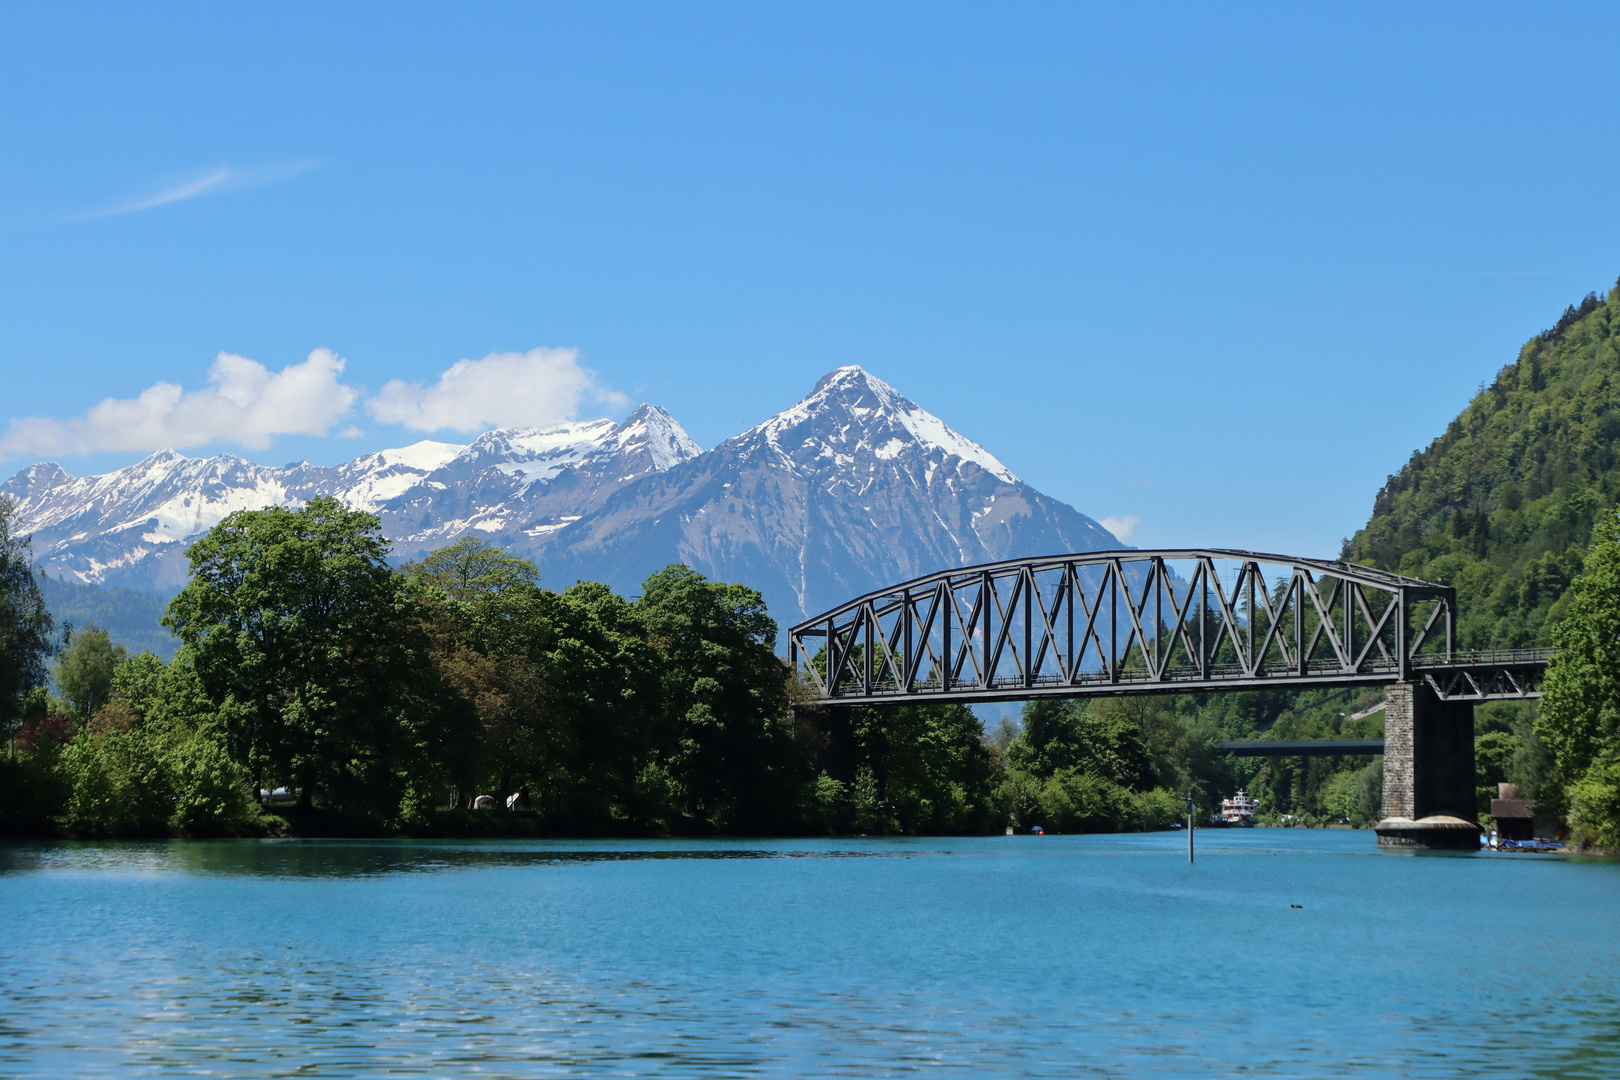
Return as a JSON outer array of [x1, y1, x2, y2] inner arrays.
[[788, 549, 1551, 707]]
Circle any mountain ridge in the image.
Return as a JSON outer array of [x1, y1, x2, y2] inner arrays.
[[5, 366, 1123, 631]]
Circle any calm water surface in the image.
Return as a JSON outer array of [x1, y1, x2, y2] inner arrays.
[[1, 830, 1616, 1078]]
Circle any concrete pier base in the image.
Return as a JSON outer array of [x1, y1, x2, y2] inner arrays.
[[1375, 681, 1480, 850], [1373, 815, 1482, 850]]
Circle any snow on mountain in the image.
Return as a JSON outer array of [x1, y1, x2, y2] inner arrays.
[[746, 365, 1018, 484], [533, 366, 1120, 623], [0, 450, 309, 591], [327, 441, 465, 511], [2, 405, 702, 592], [373, 404, 702, 556]]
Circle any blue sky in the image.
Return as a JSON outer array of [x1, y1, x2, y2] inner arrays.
[[4, 3, 1620, 557]]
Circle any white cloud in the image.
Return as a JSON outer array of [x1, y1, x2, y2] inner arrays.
[[1100, 514, 1141, 543], [0, 349, 357, 458], [366, 347, 626, 433], [80, 161, 320, 219]]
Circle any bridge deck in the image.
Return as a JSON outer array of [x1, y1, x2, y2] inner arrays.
[[801, 650, 1552, 706], [1221, 739, 1386, 756]]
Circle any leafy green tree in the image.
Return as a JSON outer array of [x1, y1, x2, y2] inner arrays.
[[1008, 699, 1150, 788], [52, 624, 128, 721], [1567, 761, 1620, 851], [1033, 769, 1139, 833], [140, 652, 254, 830], [848, 703, 1000, 834], [405, 536, 539, 601], [110, 651, 167, 715], [58, 722, 170, 833], [164, 497, 471, 815], [407, 545, 655, 817], [0, 498, 56, 738], [1539, 512, 1620, 845], [51, 648, 255, 834], [534, 581, 659, 822], [1319, 761, 1383, 825], [636, 565, 792, 830]]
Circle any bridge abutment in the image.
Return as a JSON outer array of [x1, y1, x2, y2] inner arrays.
[[1375, 682, 1479, 850]]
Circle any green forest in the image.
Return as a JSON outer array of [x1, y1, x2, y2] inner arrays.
[[39, 575, 176, 660], [1283, 278, 1620, 842], [1345, 285, 1620, 649]]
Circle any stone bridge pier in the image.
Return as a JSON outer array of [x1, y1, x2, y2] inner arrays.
[[1375, 682, 1479, 850]]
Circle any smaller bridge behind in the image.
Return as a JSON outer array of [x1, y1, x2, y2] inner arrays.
[[1222, 739, 1387, 756]]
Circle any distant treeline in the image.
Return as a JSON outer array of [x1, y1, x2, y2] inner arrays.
[[40, 575, 176, 660]]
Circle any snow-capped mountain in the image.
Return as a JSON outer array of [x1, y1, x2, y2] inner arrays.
[[533, 366, 1120, 620], [1, 404, 700, 593], [3, 367, 1122, 626], [359, 404, 700, 556]]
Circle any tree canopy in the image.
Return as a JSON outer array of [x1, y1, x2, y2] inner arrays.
[[4, 500, 1272, 839], [162, 496, 464, 812], [52, 624, 127, 721]]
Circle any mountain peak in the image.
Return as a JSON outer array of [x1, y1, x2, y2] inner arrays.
[[810, 364, 884, 393], [8, 461, 74, 487], [743, 367, 1018, 483], [134, 448, 189, 468], [610, 403, 702, 470]]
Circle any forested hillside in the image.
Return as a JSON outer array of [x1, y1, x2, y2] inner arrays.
[[1345, 281, 1620, 648], [39, 576, 176, 659]]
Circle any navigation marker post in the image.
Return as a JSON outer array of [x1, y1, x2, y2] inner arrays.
[[1186, 793, 1196, 864]]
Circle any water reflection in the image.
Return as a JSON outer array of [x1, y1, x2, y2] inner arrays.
[[0, 838, 945, 879]]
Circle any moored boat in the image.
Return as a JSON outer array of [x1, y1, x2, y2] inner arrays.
[[1209, 789, 1259, 827]]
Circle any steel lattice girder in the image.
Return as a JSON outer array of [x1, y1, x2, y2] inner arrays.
[[787, 549, 1548, 705]]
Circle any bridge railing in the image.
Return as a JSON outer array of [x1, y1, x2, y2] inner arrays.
[[789, 549, 1488, 705]]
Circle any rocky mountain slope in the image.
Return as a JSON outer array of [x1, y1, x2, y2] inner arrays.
[[536, 366, 1119, 620], [4, 366, 1121, 627]]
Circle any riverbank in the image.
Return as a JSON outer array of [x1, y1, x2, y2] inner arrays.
[[4, 808, 1019, 841], [2, 809, 654, 841]]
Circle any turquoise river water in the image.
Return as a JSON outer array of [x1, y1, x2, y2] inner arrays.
[[1, 830, 1617, 1078]]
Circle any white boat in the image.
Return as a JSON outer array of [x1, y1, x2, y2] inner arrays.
[[1211, 789, 1259, 827]]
